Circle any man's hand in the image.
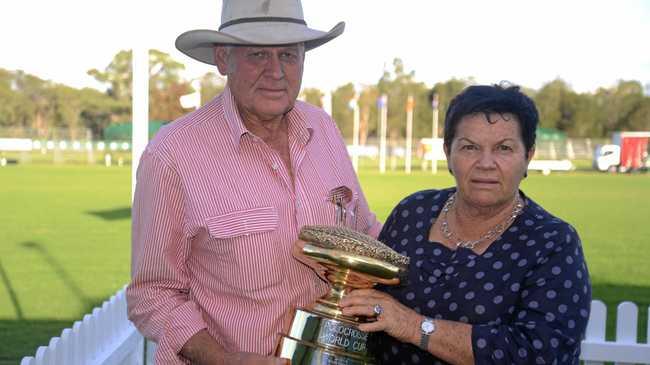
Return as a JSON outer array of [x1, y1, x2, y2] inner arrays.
[[222, 352, 289, 364], [180, 330, 288, 364], [292, 239, 328, 281]]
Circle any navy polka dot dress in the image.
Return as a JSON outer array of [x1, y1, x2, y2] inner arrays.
[[371, 188, 591, 364]]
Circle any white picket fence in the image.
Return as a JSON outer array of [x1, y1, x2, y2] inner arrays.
[[20, 290, 650, 364], [19, 287, 153, 365], [581, 300, 650, 364]]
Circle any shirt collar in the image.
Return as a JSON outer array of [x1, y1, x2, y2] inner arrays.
[[221, 86, 248, 149], [285, 101, 313, 147], [222, 85, 313, 149]]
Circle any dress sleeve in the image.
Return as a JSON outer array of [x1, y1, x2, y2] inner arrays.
[[377, 204, 400, 245], [472, 223, 591, 364], [126, 149, 208, 364]]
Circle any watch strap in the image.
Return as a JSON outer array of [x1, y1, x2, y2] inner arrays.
[[419, 317, 434, 350], [419, 332, 430, 351]]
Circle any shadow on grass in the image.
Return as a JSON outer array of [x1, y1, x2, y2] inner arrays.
[[0, 297, 106, 361], [3, 241, 108, 360], [2, 242, 121, 362], [0, 259, 23, 320], [87, 206, 131, 221], [20, 241, 94, 310]]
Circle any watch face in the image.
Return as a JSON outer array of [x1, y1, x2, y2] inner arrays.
[[421, 320, 435, 334]]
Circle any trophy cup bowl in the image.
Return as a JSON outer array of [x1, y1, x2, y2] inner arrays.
[[276, 225, 409, 365]]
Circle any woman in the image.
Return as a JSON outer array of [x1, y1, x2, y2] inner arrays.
[[340, 84, 591, 364]]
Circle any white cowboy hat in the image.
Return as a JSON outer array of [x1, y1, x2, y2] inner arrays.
[[175, 0, 345, 66]]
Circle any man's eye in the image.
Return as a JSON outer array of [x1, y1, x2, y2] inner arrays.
[[249, 51, 266, 59], [461, 145, 477, 150], [280, 52, 298, 61], [498, 145, 513, 151]]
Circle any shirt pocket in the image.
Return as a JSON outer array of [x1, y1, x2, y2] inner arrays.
[[322, 185, 360, 229], [204, 207, 283, 292], [206, 206, 279, 238]]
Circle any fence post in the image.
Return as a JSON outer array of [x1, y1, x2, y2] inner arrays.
[[583, 300, 606, 365], [615, 302, 638, 365]]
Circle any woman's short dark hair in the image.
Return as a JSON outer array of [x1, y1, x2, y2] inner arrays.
[[443, 83, 539, 154]]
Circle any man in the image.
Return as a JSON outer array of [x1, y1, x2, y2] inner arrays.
[[126, 0, 381, 364]]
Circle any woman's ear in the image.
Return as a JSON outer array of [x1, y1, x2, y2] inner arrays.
[[526, 146, 536, 163], [444, 143, 453, 175], [523, 146, 535, 178]]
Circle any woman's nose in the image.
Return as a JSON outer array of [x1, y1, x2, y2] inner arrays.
[[477, 151, 497, 168]]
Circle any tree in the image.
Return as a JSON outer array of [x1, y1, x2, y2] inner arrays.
[[593, 80, 646, 136], [331, 83, 355, 141], [88, 49, 190, 122], [376, 58, 431, 143], [627, 98, 650, 130], [12, 71, 54, 137], [429, 78, 469, 137], [357, 84, 379, 145], [301, 87, 323, 107], [87, 50, 133, 101], [199, 72, 226, 105], [50, 85, 82, 139], [148, 49, 192, 120]]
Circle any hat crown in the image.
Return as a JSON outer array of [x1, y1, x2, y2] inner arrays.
[[221, 0, 305, 23]]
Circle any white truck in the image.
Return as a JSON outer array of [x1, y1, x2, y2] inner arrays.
[[593, 132, 650, 172]]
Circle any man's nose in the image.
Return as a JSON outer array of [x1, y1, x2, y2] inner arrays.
[[265, 53, 285, 79]]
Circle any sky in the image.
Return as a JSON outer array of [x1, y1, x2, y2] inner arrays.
[[2, 0, 650, 94]]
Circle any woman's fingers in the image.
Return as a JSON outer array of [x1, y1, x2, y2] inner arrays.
[[357, 320, 386, 333], [340, 289, 385, 306], [340, 303, 377, 318]]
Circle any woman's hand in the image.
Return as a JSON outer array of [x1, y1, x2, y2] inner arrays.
[[339, 289, 422, 345]]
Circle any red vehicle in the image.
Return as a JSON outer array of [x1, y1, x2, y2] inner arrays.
[[594, 132, 650, 172]]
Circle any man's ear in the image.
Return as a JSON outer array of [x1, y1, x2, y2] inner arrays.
[[214, 47, 229, 76]]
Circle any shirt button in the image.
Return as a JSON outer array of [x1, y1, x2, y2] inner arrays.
[[271, 163, 279, 171], [296, 200, 301, 209]]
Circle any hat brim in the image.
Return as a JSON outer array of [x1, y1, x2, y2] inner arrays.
[[175, 21, 345, 65]]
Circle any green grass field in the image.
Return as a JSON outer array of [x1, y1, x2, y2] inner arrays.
[[1, 163, 649, 362]]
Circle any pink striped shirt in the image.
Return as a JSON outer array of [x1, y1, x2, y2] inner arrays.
[[126, 87, 381, 364]]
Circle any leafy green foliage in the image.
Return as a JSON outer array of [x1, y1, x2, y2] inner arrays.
[[1, 53, 649, 141]]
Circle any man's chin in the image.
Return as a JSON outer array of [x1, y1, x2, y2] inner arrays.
[[255, 104, 295, 120]]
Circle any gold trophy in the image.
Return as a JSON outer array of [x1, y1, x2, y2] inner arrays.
[[276, 225, 409, 364]]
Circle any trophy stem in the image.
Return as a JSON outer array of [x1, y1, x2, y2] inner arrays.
[[277, 225, 409, 365], [310, 266, 374, 321]]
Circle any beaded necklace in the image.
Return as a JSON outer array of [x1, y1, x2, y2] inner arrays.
[[440, 192, 524, 249]]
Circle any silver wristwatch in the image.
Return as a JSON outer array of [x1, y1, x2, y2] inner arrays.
[[419, 317, 435, 350]]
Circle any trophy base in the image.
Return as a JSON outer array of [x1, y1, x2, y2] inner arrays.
[[278, 336, 373, 365], [277, 308, 375, 365]]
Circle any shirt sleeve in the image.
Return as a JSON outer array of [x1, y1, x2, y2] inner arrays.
[[126, 149, 208, 364], [471, 223, 591, 364]]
